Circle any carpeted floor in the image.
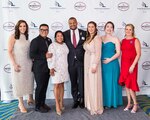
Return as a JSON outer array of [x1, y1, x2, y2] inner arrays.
[[137, 95, 150, 116], [0, 100, 18, 120], [0, 96, 150, 120]]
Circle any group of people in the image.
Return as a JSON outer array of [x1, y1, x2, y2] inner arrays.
[[8, 17, 141, 116]]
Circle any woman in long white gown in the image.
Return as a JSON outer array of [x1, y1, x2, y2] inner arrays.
[[83, 21, 103, 115], [8, 20, 34, 113], [47, 30, 69, 115]]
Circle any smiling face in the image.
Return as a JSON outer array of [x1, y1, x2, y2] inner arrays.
[[39, 25, 49, 38], [125, 25, 134, 37], [55, 32, 64, 44], [104, 23, 114, 35], [87, 23, 96, 35], [19, 22, 27, 34], [68, 18, 78, 30]]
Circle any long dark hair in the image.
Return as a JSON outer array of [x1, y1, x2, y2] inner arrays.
[[14, 20, 28, 40], [85, 21, 98, 44]]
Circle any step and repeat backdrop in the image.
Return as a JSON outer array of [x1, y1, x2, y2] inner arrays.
[[0, 0, 150, 100]]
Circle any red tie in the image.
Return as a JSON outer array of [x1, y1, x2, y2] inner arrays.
[[73, 30, 77, 48]]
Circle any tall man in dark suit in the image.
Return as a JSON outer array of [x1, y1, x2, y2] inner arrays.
[[64, 17, 86, 109], [30, 24, 52, 113]]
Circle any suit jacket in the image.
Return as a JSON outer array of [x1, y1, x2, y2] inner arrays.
[[30, 35, 52, 73], [64, 29, 86, 66]]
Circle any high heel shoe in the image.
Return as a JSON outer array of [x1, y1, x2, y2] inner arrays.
[[27, 100, 35, 106], [61, 106, 65, 111], [124, 104, 133, 111], [56, 106, 62, 116], [18, 105, 27, 113], [60, 104, 65, 111], [56, 111, 62, 116], [131, 104, 138, 113]]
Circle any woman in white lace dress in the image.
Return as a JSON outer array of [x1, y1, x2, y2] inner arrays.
[[47, 30, 69, 115], [8, 20, 34, 113]]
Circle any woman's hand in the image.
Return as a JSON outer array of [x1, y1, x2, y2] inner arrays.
[[14, 64, 21, 72], [91, 67, 97, 73], [129, 65, 135, 74], [103, 58, 111, 64]]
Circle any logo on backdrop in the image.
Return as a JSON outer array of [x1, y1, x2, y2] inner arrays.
[[117, 22, 126, 29], [29, 22, 38, 29], [140, 80, 150, 89], [141, 22, 150, 31], [2, 0, 19, 9], [142, 61, 150, 70], [142, 41, 150, 52], [28, 1, 41, 11], [4, 64, 11, 73], [94, 2, 110, 10], [74, 2, 86, 11], [50, 1, 65, 9], [142, 80, 148, 86], [78, 22, 86, 30], [98, 22, 106, 31], [137, 2, 150, 10], [142, 41, 150, 48], [51, 22, 63, 31], [118, 2, 129, 11], [3, 22, 15, 31]]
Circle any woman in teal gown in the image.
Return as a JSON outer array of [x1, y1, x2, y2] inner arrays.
[[101, 21, 123, 108]]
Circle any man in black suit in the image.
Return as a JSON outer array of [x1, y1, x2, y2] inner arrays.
[[64, 17, 86, 109], [30, 24, 52, 113]]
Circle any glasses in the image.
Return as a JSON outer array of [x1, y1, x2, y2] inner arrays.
[[40, 29, 49, 32]]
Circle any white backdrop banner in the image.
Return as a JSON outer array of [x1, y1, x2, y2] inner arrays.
[[0, 0, 150, 100]]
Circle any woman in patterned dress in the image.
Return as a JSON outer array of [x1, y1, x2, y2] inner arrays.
[[47, 30, 69, 116]]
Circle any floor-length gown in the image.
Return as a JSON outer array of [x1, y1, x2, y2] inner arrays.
[[101, 42, 123, 108], [84, 35, 103, 115]]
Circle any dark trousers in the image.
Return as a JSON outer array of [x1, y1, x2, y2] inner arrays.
[[68, 60, 84, 102], [34, 72, 50, 108]]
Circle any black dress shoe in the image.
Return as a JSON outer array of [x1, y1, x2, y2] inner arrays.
[[42, 104, 51, 111], [35, 106, 48, 113], [72, 101, 79, 109], [79, 98, 85, 109], [79, 103, 84, 109]]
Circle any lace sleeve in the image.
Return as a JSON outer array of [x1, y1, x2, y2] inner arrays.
[[92, 36, 102, 69], [47, 43, 56, 69]]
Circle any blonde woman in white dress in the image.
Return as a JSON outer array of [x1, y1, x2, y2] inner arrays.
[[47, 30, 69, 116], [8, 20, 34, 113], [84, 21, 103, 115]]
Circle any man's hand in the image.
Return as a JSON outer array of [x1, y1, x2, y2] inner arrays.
[[50, 68, 56, 76], [46, 52, 53, 59]]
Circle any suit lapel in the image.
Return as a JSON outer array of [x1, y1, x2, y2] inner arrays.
[[76, 29, 83, 47], [68, 30, 74, 47]]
